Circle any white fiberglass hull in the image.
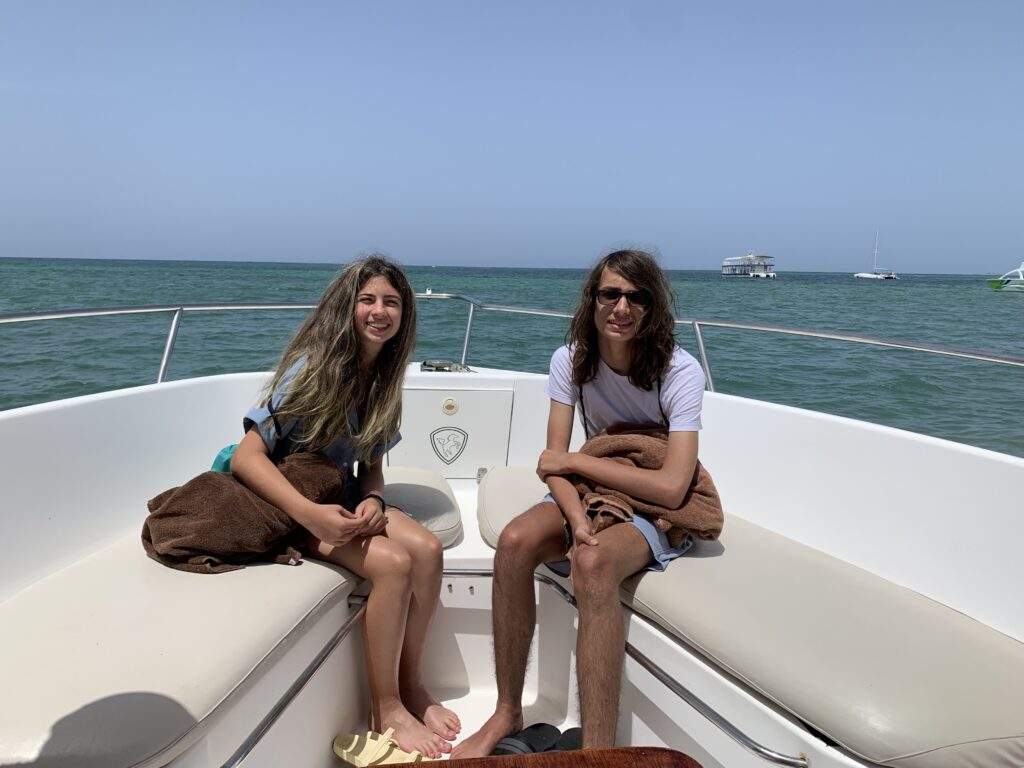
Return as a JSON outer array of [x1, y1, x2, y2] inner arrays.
[[2, 368, 1023, 768]]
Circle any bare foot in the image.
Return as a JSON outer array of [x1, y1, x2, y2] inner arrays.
[[380, 700, 452, 759], [450, 706, 522, 759], [403, 685, 462, 740]]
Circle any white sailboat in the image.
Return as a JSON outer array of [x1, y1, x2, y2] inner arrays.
[[853, 229, 899, 280], [1, 298, 1023, 768]]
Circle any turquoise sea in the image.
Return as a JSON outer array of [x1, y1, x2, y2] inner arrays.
[[1, 258, 1022, 458]]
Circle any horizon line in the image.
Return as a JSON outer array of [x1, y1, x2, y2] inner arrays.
[[0, 254, 996, 278]]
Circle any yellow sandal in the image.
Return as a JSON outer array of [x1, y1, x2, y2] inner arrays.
[[333, 727, 426, 765]]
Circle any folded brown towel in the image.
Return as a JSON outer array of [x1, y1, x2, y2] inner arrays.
[[570, 426, 724, 547], [142, 452, 347, 574]]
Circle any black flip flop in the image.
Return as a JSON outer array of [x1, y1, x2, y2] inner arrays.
[[544, 559, 571, 578], [552, 726, 582, 751], [491, 723, 561, 756]]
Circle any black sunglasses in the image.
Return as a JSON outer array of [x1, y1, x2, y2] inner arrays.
[[595, 287, 652, 308]]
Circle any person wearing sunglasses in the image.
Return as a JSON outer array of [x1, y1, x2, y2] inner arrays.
[[454, 249, 707, 757]]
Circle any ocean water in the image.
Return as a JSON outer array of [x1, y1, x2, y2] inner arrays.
[[1, 257, 1021, 458]]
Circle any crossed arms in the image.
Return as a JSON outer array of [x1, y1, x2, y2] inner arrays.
[[537, 400, 698, 547]]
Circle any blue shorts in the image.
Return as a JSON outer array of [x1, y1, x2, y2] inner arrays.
[[541, 494, 694, 577]]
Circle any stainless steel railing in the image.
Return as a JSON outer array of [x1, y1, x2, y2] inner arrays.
[[1, 294, 1023, 389]]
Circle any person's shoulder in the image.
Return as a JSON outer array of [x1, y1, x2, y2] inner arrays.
[[266, 355, 310, 409], [275, 355, 308, 386], [549, 344, 573, 366], [665, 347, 705, 386], [286, 354, 309, 376], [669, 346, 701, 372], [546, 344, 577, 401], [552, 343, 572, 359]]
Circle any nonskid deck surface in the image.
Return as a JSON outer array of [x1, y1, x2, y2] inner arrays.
[[446, 747, 701, 768], [369, 692, 581, 760]]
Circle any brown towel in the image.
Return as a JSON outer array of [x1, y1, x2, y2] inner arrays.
[[142, 452, 347, 574], [570, 426, 724, 547]]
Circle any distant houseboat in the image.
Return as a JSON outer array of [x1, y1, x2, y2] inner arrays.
[[722, 252, 776, 278]]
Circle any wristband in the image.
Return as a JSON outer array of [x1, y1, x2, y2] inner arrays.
[[361, 492, 386, 513]]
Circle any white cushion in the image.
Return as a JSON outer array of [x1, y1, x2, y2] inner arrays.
[[627, 517, 1024, 768], [0, 535, 357, 767], [479, 467, 1024, 768], [383, 466, 463, 548], [476, 465, 549, 548]]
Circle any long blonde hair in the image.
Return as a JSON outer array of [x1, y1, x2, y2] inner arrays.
[[261, 255, 416, 462]]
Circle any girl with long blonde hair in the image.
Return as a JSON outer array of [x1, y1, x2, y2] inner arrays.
[[231, 255, 460, 757]]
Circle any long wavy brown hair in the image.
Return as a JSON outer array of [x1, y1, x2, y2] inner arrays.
[[260, 255, 416, 462], [567, 249, 677, 390]]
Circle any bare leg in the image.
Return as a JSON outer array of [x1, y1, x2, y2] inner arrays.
[[451, 502, 568, 758], [309, 533, 450, 758], [382, 508, 461, 740], [571, 522, 651, 748]]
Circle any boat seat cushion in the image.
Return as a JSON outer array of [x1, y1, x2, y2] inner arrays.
[[383, 466, 463, 548], [0, 534, 358, 767], [478, 467, 1024, 768], [0, 466, 458, 767], [476, 465, 549, 547]]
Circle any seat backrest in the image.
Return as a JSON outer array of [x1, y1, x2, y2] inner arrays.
[[477, 467, 549, 548], [382, 465, 463, 548], [0, 373, 267, 602], [0, 367, 524, 601], [698, 392, 1024, 642]]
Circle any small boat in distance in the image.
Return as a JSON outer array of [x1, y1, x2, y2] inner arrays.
[[721, 251, 776, 278], [854, 229, 898, 280], [987, 262, 1024, 292]]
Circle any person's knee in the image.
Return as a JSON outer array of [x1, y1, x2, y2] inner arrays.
[[370, 540, 413, 582], [414, 530, 444, 569], [421, 536, 442, 565], [572, 547, 618, 604], [496, 520, 528, 553], [495, 523, 541, 572]]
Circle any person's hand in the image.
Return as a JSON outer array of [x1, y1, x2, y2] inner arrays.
[[354, 496, 388, 536], [566, 518, 599, 571], [570, 518, 599, 549], [298, 502, 362, 547], [536, 449, 575, 481]]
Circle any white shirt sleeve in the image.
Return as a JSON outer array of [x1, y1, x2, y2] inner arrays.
[[545, 345, 578, 406], [662, 350, 706, 431]]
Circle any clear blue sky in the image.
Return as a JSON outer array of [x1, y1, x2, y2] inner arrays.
[[2, 2, 1021, 272]]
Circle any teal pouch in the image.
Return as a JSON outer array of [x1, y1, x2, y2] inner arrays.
[[211, 444, 238, 473]]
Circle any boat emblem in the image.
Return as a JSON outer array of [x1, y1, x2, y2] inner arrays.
[[430, 427, 468, 465]]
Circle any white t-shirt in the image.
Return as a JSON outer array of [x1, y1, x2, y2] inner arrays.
[[546, 344, 705, 438]]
